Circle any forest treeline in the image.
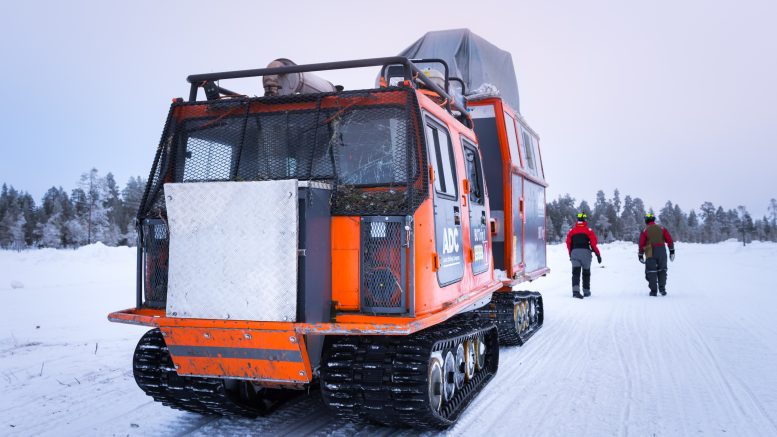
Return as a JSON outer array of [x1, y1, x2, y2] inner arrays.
[[0, 169, 145, 249], [1, 172, 776, 249], [546, 189, 777, 244]]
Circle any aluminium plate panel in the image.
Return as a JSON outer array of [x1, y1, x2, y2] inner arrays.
[[164, 180, 298, 321]]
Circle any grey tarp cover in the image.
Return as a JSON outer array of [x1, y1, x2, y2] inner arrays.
[[398, 28, 521, 113]]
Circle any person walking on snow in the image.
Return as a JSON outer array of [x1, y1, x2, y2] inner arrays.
[[638, 213, 675, 296], [566, 213, 602, 299]]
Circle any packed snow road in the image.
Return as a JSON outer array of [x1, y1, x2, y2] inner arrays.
[[1, 241, 776, 436]]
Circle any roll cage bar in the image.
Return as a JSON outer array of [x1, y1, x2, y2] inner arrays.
[[186, 56, 472, 128]]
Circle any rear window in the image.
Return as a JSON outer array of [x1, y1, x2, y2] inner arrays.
[[176, 106, 416, 187]]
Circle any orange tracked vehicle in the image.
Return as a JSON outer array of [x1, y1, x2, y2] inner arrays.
[[109, 30, 549, 428]]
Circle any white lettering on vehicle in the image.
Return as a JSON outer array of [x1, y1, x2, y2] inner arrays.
[[442, 227, 460, 254]]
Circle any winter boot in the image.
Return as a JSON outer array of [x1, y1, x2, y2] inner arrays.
[[649, 289, 657, 297], [573, 291, 584, 299], [659, 288, 667, 296], [583, 289, 591, 297]]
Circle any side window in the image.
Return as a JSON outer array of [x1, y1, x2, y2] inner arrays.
[[462, 139, 485, 205], [521, 130, 536, 173], [504, 112, 521, 167], [531, 135, 544, 178], [426, 122, 457, 197]]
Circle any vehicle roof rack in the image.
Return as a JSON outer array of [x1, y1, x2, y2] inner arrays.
[[186, 56, 472, 128]]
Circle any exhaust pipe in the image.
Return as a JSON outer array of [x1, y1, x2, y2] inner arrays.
[[263, 58, 336, 96]]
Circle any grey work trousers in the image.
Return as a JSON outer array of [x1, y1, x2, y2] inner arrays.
[[645, 245, 668, 293], [570, 248, 592, 293]]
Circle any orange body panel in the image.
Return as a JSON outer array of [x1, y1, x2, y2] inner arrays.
[[160, 327, 311, 385], [331, 216, 360, 311]]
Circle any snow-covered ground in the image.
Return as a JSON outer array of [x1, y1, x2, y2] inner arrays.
[[1, 242, 776, 436]]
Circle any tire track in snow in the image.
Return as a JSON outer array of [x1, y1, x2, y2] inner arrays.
[[679, 304, 777, 435], [609, 306, 633, 437], [452, 304, 581, 436]]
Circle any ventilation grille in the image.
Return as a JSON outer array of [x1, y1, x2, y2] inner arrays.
[[360, 217, 407, 313], [142, 219, 169, 309]]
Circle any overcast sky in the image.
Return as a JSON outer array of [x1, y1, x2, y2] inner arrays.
[[1, 0, 775, 217]]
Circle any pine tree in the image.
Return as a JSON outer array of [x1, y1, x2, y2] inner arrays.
[[578, 200, 592, 216], [699, 202, 719, 243], [659, 201, 675, 231], [0, 186, 28, 249], [590, 190, 610, 236], [73, 168, 113, 245], [687, 209, 700, 242], [545, 215, 558, 243], [763, 216, 774, 242], [610, 189, 622, 239], [560, 216, 574, 241], [120, 176, 146, 246], [673, 204, 689, 241]]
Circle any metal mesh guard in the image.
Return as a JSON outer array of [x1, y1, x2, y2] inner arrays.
[[164, 180, 298, 321], [139, 88, 428, 221], [142, 219, 169, 308], [361, 217, 406, 313]]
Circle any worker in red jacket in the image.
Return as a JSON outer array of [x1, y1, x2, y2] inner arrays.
[[566, 213, 602, 299], [638, 213, 675, 296]]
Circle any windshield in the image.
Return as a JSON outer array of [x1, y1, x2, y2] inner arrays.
[[176, 105, 416, 187]]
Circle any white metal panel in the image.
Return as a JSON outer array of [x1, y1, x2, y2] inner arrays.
[[164, 180, 298, 321]]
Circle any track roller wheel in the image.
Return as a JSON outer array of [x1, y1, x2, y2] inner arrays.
[[474, 336, 486, 371], [428, 358, 444, 413], [464, 339, 476, 381], [443, 350, 457, 401], [454, 343, 466, 390]]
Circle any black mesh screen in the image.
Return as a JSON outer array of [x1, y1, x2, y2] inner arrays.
[[360, 217, 406, 313], [142, 219, 169, 309], [138, 87, 427, 220]]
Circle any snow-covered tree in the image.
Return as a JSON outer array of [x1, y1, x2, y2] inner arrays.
[[687, 209, 700, 242], [699, 202, 719, 243], [120, 176, 146, 245]]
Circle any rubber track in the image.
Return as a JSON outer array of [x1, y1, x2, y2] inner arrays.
[[320, 316, 500, 429], [476, 291, 544, 346], [132, 328, 267, 418]]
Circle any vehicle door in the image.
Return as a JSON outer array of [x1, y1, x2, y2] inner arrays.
[[461, 137, 489, 275], [425, 117, 464, 286]]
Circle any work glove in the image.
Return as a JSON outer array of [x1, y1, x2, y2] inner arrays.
[[669, 249, 675, 262], [596, 254, 602, 264], [638, 253, 645, 264]]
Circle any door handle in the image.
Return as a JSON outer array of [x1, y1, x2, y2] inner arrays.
[[453, 206, 461, 225]]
